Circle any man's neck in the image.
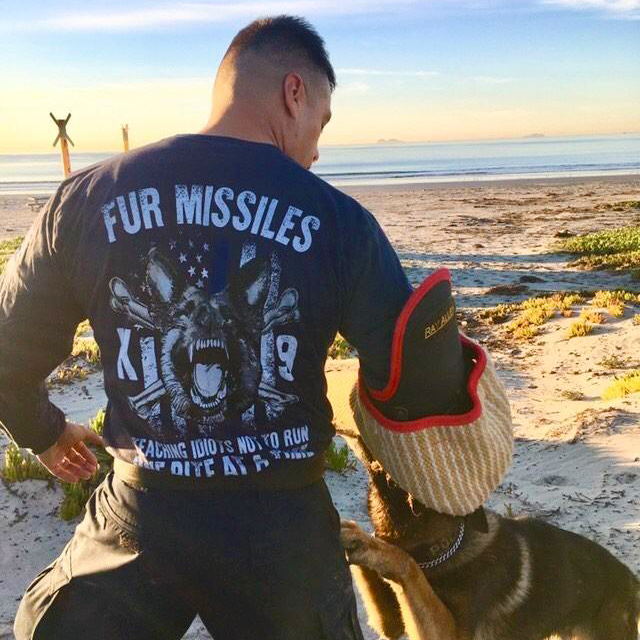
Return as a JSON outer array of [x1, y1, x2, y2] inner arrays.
[[199, 113, 280, 150]]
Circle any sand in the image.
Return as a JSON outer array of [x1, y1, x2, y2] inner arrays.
[[1, 175, 640, 639]]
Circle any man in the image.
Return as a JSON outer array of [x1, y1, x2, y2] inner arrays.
[[1, 16, 413, 640]]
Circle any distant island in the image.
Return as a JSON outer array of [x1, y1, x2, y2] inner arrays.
[[523, 133, 546, 139], [377, 138, 405, 144]]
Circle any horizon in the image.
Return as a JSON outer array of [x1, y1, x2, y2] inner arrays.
[[1, 0, 639, 153], [2, 131, 640, 158]]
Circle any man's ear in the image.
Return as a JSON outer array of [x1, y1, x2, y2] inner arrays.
[[283, 72, 305, 119], [146, 248, 179, 304]]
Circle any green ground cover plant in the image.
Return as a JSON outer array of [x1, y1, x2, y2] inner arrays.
[[602, 370, 640, 400], [328, 334, 356, 358], [559, 389, 585, 401], [599, 354, 628, 369], [71, 320, 101, 365], [558, 226, 640, 272], [478, 293, 584, 340], [48, 322, 101, 388], [1, 443, 52, 482], [607, 303, 625, 318], [59, 481, 96, 521], [49, 364, 89, 386], [579, 310, 604, 325], [0, 237, 23, 274], [71, 336, 101, 365], [75, 319, 92, 336], [597, 200, 640, 211], [478, 291, 640, 342], [591, 290, 640, 306], [567, 319, 594, 338], [325, 440, 355, 474], [59, 409, 111, 520], [559, 227, 640, 255], [571, 251, 640, 271]]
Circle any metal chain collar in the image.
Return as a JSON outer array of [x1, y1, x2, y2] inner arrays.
[[418, 522, 465, 570]]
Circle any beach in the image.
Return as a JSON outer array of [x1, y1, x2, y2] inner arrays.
[[1, 174, 640, 639]]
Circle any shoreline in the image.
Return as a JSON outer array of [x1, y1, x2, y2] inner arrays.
[[2, 172, 639, 201], [342, 172, 640, 194]]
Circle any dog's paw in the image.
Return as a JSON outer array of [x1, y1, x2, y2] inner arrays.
[[340, 520, 410, 583], [340, 520, 372, 555]]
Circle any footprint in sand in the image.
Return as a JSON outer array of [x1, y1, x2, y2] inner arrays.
[[538, 474, 569, 486], [614, 472, 637, 485]]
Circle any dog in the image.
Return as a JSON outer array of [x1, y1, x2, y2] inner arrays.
[[109, 248, 300, 430], [338, 428, 640, 640]]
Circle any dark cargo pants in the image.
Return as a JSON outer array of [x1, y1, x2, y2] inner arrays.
[[15, 472, 365, 640]]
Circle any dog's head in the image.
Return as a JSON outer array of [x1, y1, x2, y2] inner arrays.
[[342, 383, 489, 536], [145, 248, 269, 424]]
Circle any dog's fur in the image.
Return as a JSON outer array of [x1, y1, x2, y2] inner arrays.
[[339, 430, 640, 640], [143, 249, 270, 424]]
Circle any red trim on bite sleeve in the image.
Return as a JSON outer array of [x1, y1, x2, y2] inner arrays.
[[358, 335, 487, 433], [368, 268, 453, 402]]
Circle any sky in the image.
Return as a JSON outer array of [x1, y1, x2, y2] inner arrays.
[[0, 0, 638, 153]]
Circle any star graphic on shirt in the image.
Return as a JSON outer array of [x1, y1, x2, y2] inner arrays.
[[188, 240, 194, 248], [196, 279, 204, 288], [196, 254, 203, 263], [188, 266, 196, 277], [169, 241, 177, 250], [203, 243, 210, 251], [179, 253, 187, 263], [201, 268, 209, 279]]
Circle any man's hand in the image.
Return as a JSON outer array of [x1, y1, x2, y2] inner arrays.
[[37, 421, 105, 483]]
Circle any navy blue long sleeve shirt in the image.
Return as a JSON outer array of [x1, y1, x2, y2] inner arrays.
[[0, 135, 412, 485]]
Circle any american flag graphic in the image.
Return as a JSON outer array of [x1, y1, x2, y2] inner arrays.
[[165, 231, 230, 294]]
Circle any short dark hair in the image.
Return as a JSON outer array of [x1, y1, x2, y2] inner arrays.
[[225, 15, 336, 91]]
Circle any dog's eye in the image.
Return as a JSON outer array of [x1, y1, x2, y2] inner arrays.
[[182, 301, 196, 315]]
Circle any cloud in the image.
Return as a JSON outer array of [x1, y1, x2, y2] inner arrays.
[[4, 0, 421, 32], [474, 76, 514, 84], [7, 0, 640, 34], [337, 68, 439, 78], [338, 82, 372, 95], [24, 3, 313, 31], [539, 0, 640, 18]]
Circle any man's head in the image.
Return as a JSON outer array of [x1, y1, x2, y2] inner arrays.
[[204, 16, 335, 169]]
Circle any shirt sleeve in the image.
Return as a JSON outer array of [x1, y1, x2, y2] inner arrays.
[[0, 189, 85, 454], [338, 206, 413, 390]]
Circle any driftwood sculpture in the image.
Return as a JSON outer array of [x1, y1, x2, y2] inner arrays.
[[50, 112, 74, 178]]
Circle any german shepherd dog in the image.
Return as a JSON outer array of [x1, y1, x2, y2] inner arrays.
[[109, 248, 300, 432], [338, 429, 640, 640]]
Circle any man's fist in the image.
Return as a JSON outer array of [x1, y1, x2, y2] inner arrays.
[[37, 421, 105, 483]]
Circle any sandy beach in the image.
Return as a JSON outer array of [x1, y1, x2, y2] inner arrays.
[[1, 175, 640, 639]]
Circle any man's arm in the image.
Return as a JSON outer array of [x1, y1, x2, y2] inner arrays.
[[337, 206, 472, 418], [337, 207, 413, 391], [0, 191, 102, 481]]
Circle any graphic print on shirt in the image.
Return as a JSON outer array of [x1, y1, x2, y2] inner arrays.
[[109, 238, 300, 438]]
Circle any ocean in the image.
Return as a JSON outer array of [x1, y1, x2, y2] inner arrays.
[[1, 133, 638, 196]]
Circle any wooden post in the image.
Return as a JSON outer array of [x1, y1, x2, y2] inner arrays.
[[122, 124, 130, 152], [50, 112, 74, 178]]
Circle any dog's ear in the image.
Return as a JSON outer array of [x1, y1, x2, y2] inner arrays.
[[231, 256, 270, 315], [146, 248, 179, 304], [465, 506, 489, 534]]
